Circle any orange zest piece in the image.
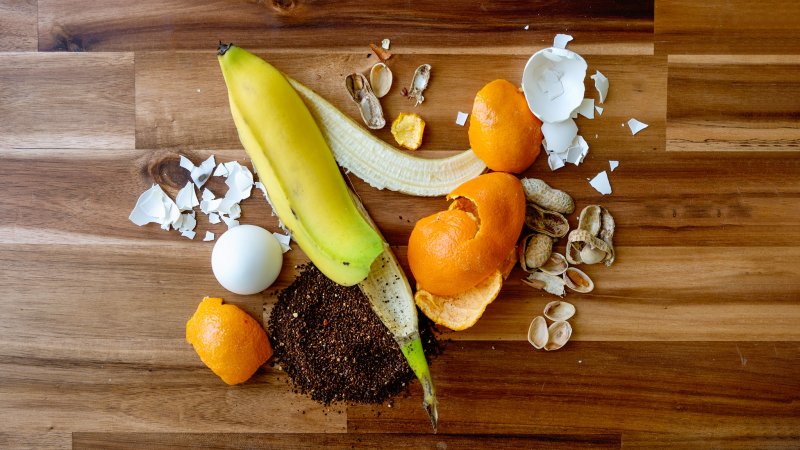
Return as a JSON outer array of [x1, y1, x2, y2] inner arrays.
[[186, 297, 272, 385]]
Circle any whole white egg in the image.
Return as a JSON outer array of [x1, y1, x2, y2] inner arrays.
[[211, 225, 283, 295]]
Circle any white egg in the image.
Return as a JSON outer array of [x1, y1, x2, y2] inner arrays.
[[211, 225, 283, 295]]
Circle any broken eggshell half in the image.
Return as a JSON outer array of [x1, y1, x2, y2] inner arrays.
[[528, 316, 548, 350], [345, 73, 386, 129], [521, 47, 587, 123], [369, 63, 393, 98]]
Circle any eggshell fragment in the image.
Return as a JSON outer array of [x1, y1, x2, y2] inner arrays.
[[589, 171, 612, 195], [522, 47, 587, 123], [541, 119, 578, 154], [590, 70, 609, 103], [627, 118, 649, 135]]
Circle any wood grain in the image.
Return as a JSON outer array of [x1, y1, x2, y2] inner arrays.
[[38, 0, 652, 52], [0, 0, 37, 51], [0, 52, 135, 149], [72, 432, 621, 449], [655, 0, 800, 55], [667, 55, 800, 152], [347, 342, 800, 437]]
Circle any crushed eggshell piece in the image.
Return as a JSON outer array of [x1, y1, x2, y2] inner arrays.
[[524, 24, 529, 30], [221, 215, 239, 229], [542, 119, 578, 154], [175, 182, 199, 212], [609, 160, 619, 172], [203, 231, 215, 241], [553, 34, 573, 49], [381, 38, 390, 50], [273, 232, 292, 253], [548, 153, 565, 171], [589, 171, 612, 195], [129, 184, 180, 229], [577, 98, 595, 119], [627, 118, 648, 135], [208, 212, 221, 224], [180, 155, 216, 188], [595, 105, 604, 115], [565, 135, 589, 166], [455, 111, 469, 126], [181, 230, 196, 240], [590, 70, 609, 103]]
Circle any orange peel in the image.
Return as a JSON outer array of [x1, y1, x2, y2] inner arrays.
[[414, 271, 504, 331]]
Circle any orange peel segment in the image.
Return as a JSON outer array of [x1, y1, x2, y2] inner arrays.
[[414, 271, 504, 331], [408, 172, 525, 296]]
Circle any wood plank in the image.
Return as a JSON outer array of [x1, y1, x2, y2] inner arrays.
[[622, 433, 800, 449], [135, 51, 665, 153], [4, 149, 800, 249], [667, 55, 800, 152], [347, 341, 800, 437], [655, 0, 800, 55], [72, 432, 621, 449], [0, 433, 70, 450], [38, 0, 652, 52], [0, 354, 345, 434], [0, 53, 135, 149], [0, 0, 37, 51]]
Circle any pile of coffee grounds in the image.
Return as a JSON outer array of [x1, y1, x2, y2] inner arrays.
[[268, 263, 439, 405]]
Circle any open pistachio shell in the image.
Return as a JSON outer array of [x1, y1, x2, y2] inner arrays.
[[566, 205, 615, 266], [369, 63, 393, 98], [522, 271, 565, 297], [563, 267, 594, 293], [525, 203, 570, 238], [527, 316, 548, 350], [539, 252, 568, 276], [408, 64, 431, 106], [543, 300, 576, 322], [544, 320, 572, 351], [345, 73, 386, 129], [518, 233, 553, 272]]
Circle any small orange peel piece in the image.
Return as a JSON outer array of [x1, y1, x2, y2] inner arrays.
[[414, 271, 503, 331], [391, 113, 426, 150]]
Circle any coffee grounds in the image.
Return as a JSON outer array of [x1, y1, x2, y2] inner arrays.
[[268, 263, 438, 405]]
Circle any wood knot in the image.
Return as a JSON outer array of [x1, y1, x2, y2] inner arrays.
[[271, 0, 296, 11], [142, 152, 190, 190]]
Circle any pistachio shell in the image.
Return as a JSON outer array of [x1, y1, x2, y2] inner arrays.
[[543, 300, 576, 322], [518, 234, 553, 272], [345, 73, 386, 129], [566, 205, 615, 266], [544, 320, 572, 351], [527, 316, 548, 349], [521, 178, 575, 214], [563, 267, 594, 293], [539, 252, 568, 276], [525, 203, 569, 238], [369, 63, 393, 98], [408, 64, 431, 106], [522, 271, 565, 297]]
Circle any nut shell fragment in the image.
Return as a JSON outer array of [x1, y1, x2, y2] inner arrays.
[[521, 178, 575, 214], [566, 205, 615, 266], [525, 203, 570, 238], [563, 267, 594, 293], [539, 252, 568, 276], [528, 316, 548, 349], [369, 63, 393, 98], [345, 73, 386, 129], [544, 320, 572, 351], [408, 64, 431, 106], [518, 234, 553, 272], [543, 300, 576, 322]]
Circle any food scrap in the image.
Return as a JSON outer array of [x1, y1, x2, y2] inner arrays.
[[346, 73, 386, 129], [391, 113, 426, 150], [369, 62, 393, 98], [589, 170, 612, 195], [590, 70, 609, 103], [369, 42, 392, 62], [211, 225, 283, 295], [455, 111, 469, 126], [407, 64, 431, 106], [381, 38, 391, 50], [180, 155, 216, 188], [627, 118, 649, 135], [609, 160, 619, 171]]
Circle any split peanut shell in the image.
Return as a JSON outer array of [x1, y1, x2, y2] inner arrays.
[[345, 73, 386, 129], [539, 252, 568, 276], [525, 203, 570, 238], [518, 233, 554, 272], [566, 205, 615, 266]]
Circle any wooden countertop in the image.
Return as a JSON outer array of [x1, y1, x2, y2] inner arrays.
[[2, 1, 799, 448]]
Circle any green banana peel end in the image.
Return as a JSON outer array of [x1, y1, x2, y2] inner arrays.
[[400, 337, 438, 432]]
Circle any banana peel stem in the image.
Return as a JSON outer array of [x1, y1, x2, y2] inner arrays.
[[400, 337, 439, 432]]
